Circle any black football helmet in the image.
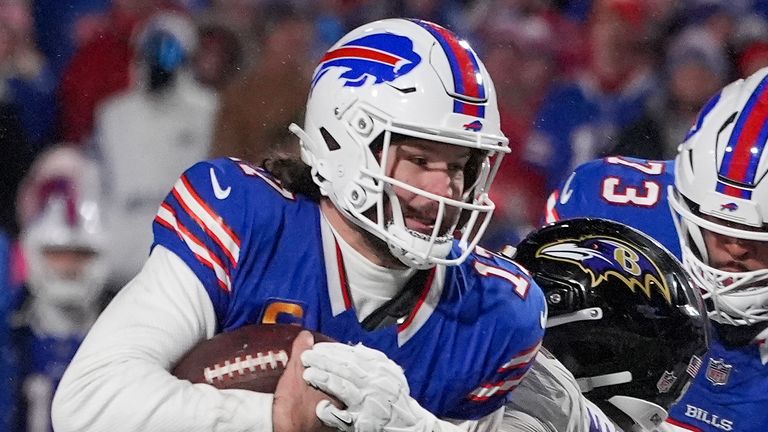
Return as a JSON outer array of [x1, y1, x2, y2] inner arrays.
[[511, 218, 709, 410]]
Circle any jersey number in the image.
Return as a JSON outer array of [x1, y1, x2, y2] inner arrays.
[[236, 160, 295, 200], [601, 157, 663, 207], [260, 300, 305, 325], [474, 260, 530, 299]]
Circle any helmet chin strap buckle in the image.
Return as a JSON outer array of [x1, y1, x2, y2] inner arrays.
[[546, 307, 603, 328], [577, 371, 633, 393]]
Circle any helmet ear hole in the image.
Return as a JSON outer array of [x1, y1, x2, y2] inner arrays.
[[320, 128, 341, 151]]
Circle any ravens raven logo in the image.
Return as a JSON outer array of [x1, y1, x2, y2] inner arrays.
[[535, 236, 672, 304]]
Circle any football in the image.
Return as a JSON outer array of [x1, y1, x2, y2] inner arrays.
[[172, 324, 333, 393]]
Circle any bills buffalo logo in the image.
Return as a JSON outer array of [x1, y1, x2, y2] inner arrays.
[[463, 120, 483, 131], [720, 202, 738, 211], [705, 358, 732, 386], [535, 236, 672, 304], [311, 33, 421, 90]]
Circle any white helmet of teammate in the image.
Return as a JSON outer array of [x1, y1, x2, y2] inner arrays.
[[290, 18, 509, 268], [17, 145, 107, 309], [670, 67, 768, 325]]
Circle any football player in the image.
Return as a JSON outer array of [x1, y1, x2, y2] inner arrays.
[[12, 145, 108, 432], [51, 18, 546, 432], [544, 66, 768, 431], [501, 218, 708, 432]]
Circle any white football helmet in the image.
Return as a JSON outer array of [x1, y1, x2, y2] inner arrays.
[[17, 145, 107, 309], [669, 67, 768, 325], [289, 18, 509, 268]]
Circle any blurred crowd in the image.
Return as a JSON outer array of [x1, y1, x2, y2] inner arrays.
[[4, 0, 768, 279], [2, 0, 768, 429]]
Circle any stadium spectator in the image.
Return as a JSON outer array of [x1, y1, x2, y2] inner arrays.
[[12, 144, 108, 432], [0, 99, 31, 237], [209, 2, 314, 162], [0, 0, 57, 153], [477, 12, 557, 247], [93, 12, 217, 289], [31, 0, 111, 78], [191, 22, 242, 92], [612, 26, 730, 160], [523, 0, 660, 191], [58, 0, 179, 144], [738, 40, 768, 78]]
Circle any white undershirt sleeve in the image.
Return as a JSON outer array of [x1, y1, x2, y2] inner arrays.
[[51, 245, 275, 432]]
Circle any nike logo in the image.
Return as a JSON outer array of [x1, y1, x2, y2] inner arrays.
[[331, 411, 353, 430], [210, 168, 231, 199], [559, 172, 575, 204], [386, 83, 417, 93], [540, 310, 547, 329]]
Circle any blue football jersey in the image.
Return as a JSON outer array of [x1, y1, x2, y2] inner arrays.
[[666, 338, 768, 432], [544, 156, 680, 258], [152, 157, 547, 419], [545, 156, 768, 431], [13, 325, 83, 432]]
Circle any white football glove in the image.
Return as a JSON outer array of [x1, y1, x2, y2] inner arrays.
[[301, 342, 438, 432]]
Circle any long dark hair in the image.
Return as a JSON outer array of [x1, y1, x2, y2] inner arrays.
[[261, 152, 323, 202]]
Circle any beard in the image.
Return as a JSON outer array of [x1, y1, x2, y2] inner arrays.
[[353, 196, 460, 250], [388, 196, 461, 238]]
